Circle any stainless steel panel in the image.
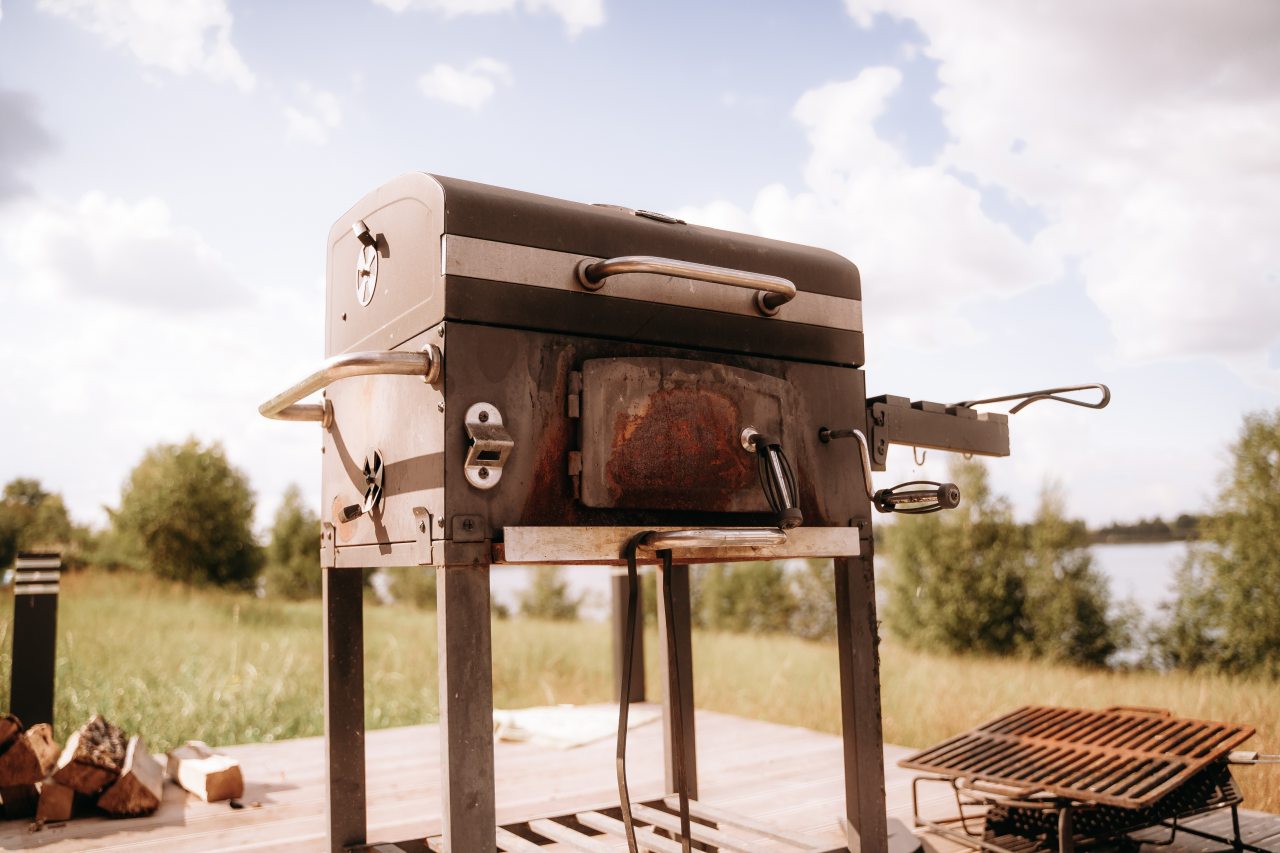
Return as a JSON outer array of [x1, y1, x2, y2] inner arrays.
[[443, 235, 862, 332], [321, 326, 445, 549]]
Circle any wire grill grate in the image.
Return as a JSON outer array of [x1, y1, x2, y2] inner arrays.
[[899, 706, 1254, 809]]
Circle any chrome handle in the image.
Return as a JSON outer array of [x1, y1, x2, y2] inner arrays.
[[575, 255, 797, 316], [638, 528, 787, 550], [259, 346, 442, 424], [955, 383, 1110, 414]]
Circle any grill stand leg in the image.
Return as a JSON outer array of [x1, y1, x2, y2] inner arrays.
[[1057, 803, 1074, 853], [437, 559, 497, 853], [835, 545, 889, 853], [613, 571, 646, 703], [323, 566, 367, 853], [658, 562, 697, 799]]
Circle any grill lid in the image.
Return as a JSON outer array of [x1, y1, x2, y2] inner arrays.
[[899, 705, 1255, 809]]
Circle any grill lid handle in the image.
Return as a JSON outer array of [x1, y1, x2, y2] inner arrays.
[[575, 255, 797, 316], [258, 346, 442, 425]]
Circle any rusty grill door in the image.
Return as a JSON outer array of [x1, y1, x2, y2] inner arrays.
[[578, 357, 796, 514]]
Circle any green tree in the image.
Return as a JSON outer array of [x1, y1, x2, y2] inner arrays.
[[387, 566, 437, 609], [1023, 486, 1122, 666], [518, 567, 582, 620], [112, 438, 262, 587], [1154, 410, 1280, 675], [262, 485, 321, 599], [787, 560, 838, 641], [883, 459, 1031, 655], [696, 562, 796, 634], [0, 478, 75, 567], [883, 459, 1124, 665]]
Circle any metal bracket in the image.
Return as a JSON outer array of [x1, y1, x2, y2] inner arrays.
[[464, 402, 514, 489], [866, 396, 1010, 470]]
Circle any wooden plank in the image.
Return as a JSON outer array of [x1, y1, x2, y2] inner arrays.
[[323, 566, 368, 852], [663, 796, 827, 850], [437, 564, 497, 852], [500, 526, 860, 564], [835, 551, 890, 853], [629, 802, 760, 852], [495, 826, 545, 852], [527, 817, 616, 852], [575, 810, 685, 853]]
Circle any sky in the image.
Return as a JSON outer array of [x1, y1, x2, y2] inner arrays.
[[0, 0, 1277, 532]]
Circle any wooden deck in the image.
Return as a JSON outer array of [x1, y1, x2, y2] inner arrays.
[[2, 707, 1276, 852]]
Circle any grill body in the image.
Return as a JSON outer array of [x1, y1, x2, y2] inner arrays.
[[318, 173, 872, 568]]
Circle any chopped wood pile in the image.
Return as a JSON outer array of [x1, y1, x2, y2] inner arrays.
[[0, 712, 243, 826]]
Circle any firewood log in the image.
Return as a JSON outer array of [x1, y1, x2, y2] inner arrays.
[[52, 715, 126, 795], [0, 724, 60, 786], [1, 784, 39, 819], [0, 715, 21, 753], [96, 737, 164, 818], [166, 741, 243, 802], [36, 779, 75, 822]]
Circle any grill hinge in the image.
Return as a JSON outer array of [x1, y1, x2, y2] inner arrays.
[[567, 450, 582, 499], [567, 370, 582, 419]]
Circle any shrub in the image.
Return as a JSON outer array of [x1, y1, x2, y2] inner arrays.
[[1152, 409, 1280, 675], [518, 567, 581, 620], [111, 438, 262, 588], [262, 485, 321, 599]]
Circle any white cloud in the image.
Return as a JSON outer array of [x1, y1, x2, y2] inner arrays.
[[675, 66, 1060, 353], [37, 0, 255, 91], [418, 58, 512, 110], [3, 192, 244, 312], [846, 0, 1280, 385], [373, 0, 604, 37], [0, 193, 321, 530], [285, 84, 343, 145]]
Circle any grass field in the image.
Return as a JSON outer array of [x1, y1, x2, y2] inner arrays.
[[2, 569, 1277, 813]]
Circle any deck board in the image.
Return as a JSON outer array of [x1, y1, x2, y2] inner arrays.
[[0, 707, 1274, 851]]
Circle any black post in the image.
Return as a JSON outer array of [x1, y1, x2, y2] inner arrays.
[[657, 562, 697, 799], [10, 551, 61, 729], [835, 539, 889, 853], [323, 565, 367, 852], [612, 570, 645, 703]]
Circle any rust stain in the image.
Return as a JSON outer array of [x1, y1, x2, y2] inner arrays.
[[605, 387, 755, 511]]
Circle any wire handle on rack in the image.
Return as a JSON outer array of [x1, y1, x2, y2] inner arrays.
[[954, 383, 1111, 415]]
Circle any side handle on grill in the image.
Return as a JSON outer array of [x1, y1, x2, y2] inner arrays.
[[575, 255, 797, 316], [258, 346, 442, 425]]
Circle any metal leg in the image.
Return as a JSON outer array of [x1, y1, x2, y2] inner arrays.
[[323, 567, 367, 853], [1058, 803, 1075, 853], [657, 561, 697, 799], [437, 564, 497, 853], [835, 549, 889, 853], [613, 571, 646, 703]]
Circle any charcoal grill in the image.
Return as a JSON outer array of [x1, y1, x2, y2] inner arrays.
[[900, 706, 1278, 852], [260, 173, 1108, 852]]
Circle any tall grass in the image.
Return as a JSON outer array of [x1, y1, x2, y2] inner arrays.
[[1, 569, 1276, 813]]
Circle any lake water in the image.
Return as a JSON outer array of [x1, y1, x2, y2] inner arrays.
[[481, 542, 1187, 623]]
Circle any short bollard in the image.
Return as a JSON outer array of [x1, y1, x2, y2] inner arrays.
[[10, 551, 62, 728]]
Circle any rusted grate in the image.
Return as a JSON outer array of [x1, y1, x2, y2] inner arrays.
[[899, 705, 1255, 809]]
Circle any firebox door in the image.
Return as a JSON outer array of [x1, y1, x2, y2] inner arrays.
[[577, 357, 796, 514]]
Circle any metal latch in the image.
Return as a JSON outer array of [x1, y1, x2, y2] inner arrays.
[[464, 403, 513, 489]]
